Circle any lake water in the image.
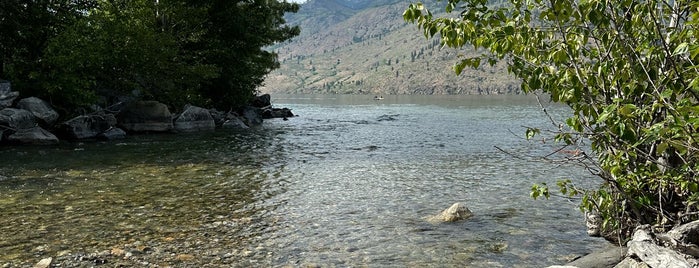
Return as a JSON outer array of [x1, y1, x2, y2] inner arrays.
[[0, 94, 607, 267]]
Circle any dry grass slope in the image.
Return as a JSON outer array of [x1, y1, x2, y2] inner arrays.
[[260, 0, 521, 95]]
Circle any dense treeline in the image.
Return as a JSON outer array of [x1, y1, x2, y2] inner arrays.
[[0, 0, 299, 115]]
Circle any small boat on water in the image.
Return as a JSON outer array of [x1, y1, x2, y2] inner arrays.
[[373, 95, 384, 100]]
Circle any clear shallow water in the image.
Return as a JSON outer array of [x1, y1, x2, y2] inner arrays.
[[0, 95, 606, 267]]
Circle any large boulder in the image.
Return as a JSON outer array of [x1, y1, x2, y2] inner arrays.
[[97, 127, 126, 140], [17, 97, 60, 126], [250, 94, 272, 108], [60, 113, 117, 139], [561, 245, 626, 268], [222, 116, 249, 129], [7, 126, 59, 145], [262, 107, 294, 119], [117, 101, 173, 132], [426, 203, 473, 223], [241, 106, 263, 126], [0, 108, 37, 130], [0, 80, 10, 94], [174, 105, 215, 132], [0, 80, 19, 109]]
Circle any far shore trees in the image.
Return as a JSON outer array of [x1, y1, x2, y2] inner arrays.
[[0, 0, 300, 114], [405, 0, 699, 242]]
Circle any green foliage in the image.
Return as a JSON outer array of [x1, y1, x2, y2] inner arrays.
[[1, 0, 299, 114], [195, 0, 301, 109], [405, 0, 699, 242], [530, 183, 550, 200], [0, 0, 97, 96]]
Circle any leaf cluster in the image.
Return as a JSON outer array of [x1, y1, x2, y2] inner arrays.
[[405, 0, 699, 242]]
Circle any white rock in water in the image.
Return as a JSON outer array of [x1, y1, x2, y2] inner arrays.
[[34, 257, 52, 268], [427, 202, 473, 223]]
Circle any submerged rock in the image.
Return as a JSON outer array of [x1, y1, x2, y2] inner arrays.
[[34, 257, 52, 268], [426, 203, 473, 223]]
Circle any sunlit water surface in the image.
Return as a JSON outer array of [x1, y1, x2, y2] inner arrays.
[[0, 95, 606, 267]]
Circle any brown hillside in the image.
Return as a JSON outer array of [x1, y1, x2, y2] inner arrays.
[[260, 0, 521, 95]]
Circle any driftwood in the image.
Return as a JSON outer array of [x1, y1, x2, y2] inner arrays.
[[624, 225, 696, 268], [551, 221, 699, 268], [658, 220, 699, 258]]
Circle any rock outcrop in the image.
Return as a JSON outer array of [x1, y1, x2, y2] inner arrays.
[[241, 106, 263, 126], [97, 127, 127, 140], [550, 220, 699, 268], [174, 105, 215, 132], [0, 104, 59, 145], [17, 97, 59, 126], [118, 101, 173, 132], [250, 94, 272, 108], [0, 80, 19, 109], [262, 107, 294, 119], [0, 87, 292, 145], [7, 126, 59, 145], [60, 113, 117, 139], [0, 108, 37, 130], [426, 203, 473, 223], [222, 117, 249, 129]]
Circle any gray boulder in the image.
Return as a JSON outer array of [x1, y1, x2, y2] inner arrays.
[[242, 106, 263, 126], [17, 97, 60, 126], [262, 107, 294, 119], [97, 127, 126, 140], [60, 113, 117, 139], [0, 108, 37, 130], [251, 94, 272, 108], [561, 245, 626, 268], [0, 80, 19, 109], [7, 126, 59, 145], [118, 101, 173, 132], [174, 105, 215, 132], [426, 203, 473, 223], [0, 80, 9, 94], [222, 116, 249, 129]]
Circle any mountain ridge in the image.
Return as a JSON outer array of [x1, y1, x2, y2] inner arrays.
[[260, 0, 520, 95]]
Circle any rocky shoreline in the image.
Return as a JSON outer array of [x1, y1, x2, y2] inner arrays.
[[0, 80, 294, 146], [548, 220, 699, 268]]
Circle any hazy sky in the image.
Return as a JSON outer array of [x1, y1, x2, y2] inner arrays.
[[287, 0, 307, 3]]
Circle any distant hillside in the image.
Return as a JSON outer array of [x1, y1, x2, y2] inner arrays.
[[260, 0, 520, 95]]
